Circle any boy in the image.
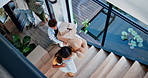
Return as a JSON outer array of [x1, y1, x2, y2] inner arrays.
[[48, 19, 63, 47]]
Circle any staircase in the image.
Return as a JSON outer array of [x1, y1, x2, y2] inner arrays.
[[39, 45, 148, 78]]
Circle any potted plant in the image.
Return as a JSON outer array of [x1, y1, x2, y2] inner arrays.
[[79, 19, 90, 34], [12, 35, 36, 56]]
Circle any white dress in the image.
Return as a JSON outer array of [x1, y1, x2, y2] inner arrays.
[[59, 58, 77, 73]]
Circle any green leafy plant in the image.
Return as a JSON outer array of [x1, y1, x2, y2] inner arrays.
[[79, 19, 90, 34], [12, 35, 36, 56], [121, 31, 128, 40], [0, 8, 4, 16], [73, 14, 77, 24], [121, 28, 144, 49]]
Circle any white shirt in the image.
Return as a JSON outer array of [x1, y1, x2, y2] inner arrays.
[[48, 21, 62, 44]]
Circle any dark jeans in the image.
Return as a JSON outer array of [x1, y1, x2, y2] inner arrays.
[[35, 10, 46, 22]]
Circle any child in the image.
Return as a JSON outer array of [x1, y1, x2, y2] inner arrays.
[[52, 46, 77, 77], [48, 19, 64, 47]]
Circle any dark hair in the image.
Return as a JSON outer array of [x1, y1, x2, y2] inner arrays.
[[48, 19, 57, 27], [55, 46, 72, 64]]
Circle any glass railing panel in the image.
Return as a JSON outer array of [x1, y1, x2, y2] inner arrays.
[[88, 8, 115, 43], [103, 15, 148, 63], [88, 12, 106, 38], [91, 0, 148, 65]]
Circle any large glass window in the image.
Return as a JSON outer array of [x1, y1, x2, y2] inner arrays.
[[88, 8, 116, 43], [104, 15, 148, 61], [87, 2, 148, 64]]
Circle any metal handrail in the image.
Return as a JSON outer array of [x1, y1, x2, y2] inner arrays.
[[93, 0, 148, 35]]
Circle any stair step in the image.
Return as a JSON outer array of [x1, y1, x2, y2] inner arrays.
[[51, 46, 98, 78], [50, 54, 78, 78], [47, 46, 94, 78], [123, 61, 147, 78], [76, 49, 109, 78], [45, 50, 78, 78], [45, 44, 57, 52], [106, 56, 133, 78], [50, 70, 64, 78], [44, 64, 59, 78], [40, 45, 60, 74], [144, 72, 148, 78], [90, 52, 120, 78], [74, 46, 97, 67], [74, 46, 98, 75]]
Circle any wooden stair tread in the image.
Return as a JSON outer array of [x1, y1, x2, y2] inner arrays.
[[51, 46, 98, 78], [50, 54, 79, 78], [90, 53, 120, 78], [144, 72, 148, 78], [40, 45, 60, 74], [44, 65, 59, 78], [106, 56, 133, 78], [74, 46, 98, 76], [51, 70, 65, 78], [47, 45, 61, 58], [123, 61, 147, 78], [74, 46, 98, 70], [76, 49, 109, 78], [45, 44, 57, 52]]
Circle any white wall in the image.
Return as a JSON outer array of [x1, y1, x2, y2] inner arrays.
[[52, 0, 64, 21], [107, 0, 148, 25], [52, 0, 74, 23]]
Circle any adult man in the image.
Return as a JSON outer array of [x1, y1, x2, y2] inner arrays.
[[48, 19, 63, 47], [24, 0, 47, 26]]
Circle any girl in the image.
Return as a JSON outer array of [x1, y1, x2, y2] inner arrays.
[[52, 46, 77, 77]]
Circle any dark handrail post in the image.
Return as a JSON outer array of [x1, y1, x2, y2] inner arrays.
[[101, 4, 113, 46], [3, 3, 22, 32], [65, 0, 71, 23]]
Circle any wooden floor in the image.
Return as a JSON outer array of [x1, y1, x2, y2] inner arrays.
[[7, 0, 104, 50], [10, 23, 52, 50], [72, 0, 103, 29]]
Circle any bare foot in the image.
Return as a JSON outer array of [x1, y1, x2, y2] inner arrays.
[[45, 18, 48, 22], [67, 72, 74, 77]]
